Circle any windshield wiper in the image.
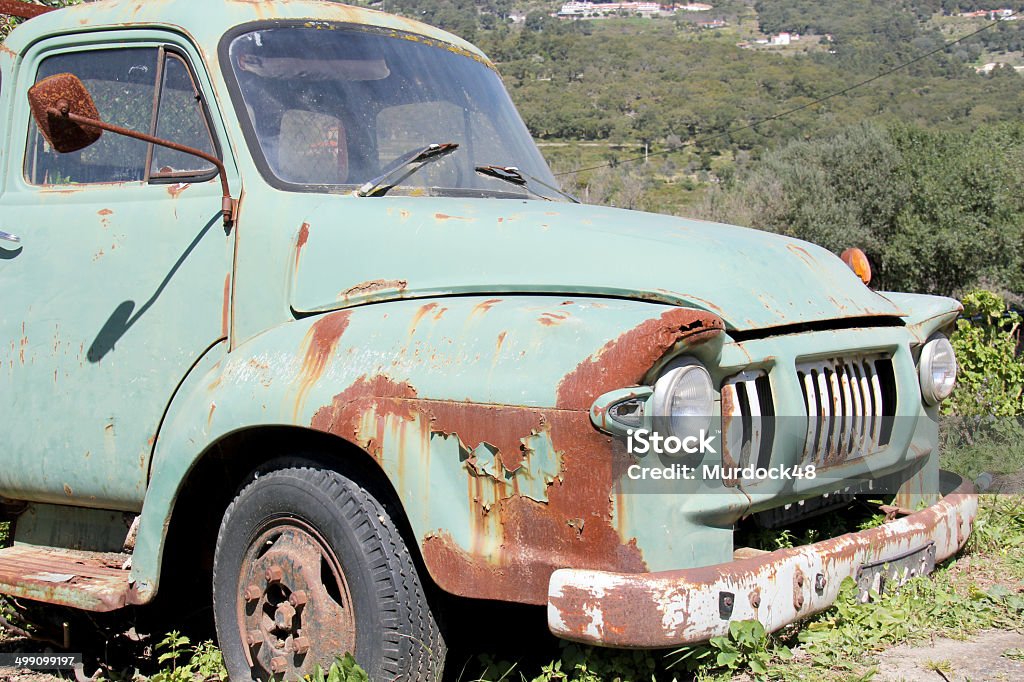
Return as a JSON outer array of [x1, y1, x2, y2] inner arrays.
[[475, 165, 580, 203], [356, 142, 459, 197]]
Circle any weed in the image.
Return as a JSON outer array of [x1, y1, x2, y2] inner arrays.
[[307, 653, 370, 682], [1002, 648, 1024, 662], [147, 631, 226, 682], [923, 658, 953, 673]]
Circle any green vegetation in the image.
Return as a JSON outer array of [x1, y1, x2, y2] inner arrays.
[[147, 631, 227, 682], [948, 290, 1024, 417], [940, 289, 1024, 482], [699, 123, 1024, 295]]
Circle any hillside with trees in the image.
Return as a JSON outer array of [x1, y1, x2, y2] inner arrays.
[[352, 0, 1024, 299]]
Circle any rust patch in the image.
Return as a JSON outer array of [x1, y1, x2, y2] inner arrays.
[[409, 303, 438, 334], [538, 312, 570, 326], [555, 308, 724, 410], [97, 208, 112, 216], [787, 243, 817, 267], [310, 375, 647, 605], [0, 0, 55, 18], [496, 331, 508, 353], [339, 279, 408, 300], [423, 409, 646, 604], [434, 213, 475, 222], [310, 376, 419, 458], [294, 222, 310, 270], [0, 544, 131, 612], [469, 298, 502, 318], [719, 385, 740, 487], [293, 311, 352, 419], [166, 183, 189, 198], [62, 484, 73, 497]]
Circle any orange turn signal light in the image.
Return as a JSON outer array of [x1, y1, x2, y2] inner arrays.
[[840, 247, 872, 286]]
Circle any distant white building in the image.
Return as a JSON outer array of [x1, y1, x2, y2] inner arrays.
[[771, 32, 791, 45], [558, 2, 663, 18], [679, 2, 713, 10]]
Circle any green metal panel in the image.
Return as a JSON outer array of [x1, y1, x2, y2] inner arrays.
[[0, 28, 236, 510]]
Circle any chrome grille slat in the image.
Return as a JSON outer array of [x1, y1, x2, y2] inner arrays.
[[847, 362, 864, 457], [797, 353, 895, 466], [869, 360, 884, 446], [744, 379, 762, 470]]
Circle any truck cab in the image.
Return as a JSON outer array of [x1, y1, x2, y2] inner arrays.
[[0, 2, 976, 680]]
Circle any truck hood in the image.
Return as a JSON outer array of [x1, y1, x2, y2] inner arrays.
[[290, 198, 902, 331]]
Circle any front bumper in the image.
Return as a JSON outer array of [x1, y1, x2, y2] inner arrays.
[[547, 473, 978, 647]]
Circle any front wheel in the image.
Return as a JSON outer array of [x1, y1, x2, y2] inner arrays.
[[212, 466, 445, 681]]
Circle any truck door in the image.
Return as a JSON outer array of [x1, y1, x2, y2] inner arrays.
[[0, 34, 235, 510]]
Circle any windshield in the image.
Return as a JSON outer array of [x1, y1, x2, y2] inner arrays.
[[225, 24, 559, 198]]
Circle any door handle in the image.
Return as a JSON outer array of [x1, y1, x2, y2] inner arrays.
[[0, 231, 21, 245]]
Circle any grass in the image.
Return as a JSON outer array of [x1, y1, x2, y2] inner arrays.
[[0, 521, 8, 547]]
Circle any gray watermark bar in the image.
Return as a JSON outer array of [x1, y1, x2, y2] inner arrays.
[[0, 653, 82, 670]]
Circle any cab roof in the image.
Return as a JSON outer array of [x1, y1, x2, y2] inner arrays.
[[3, 0, 487, 63]]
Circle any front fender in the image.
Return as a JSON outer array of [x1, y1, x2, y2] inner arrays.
[[129, 296, 724, 605], [879, 291, 962, 343]]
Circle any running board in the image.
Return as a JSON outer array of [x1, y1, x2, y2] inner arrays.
[[0, 545, 131, 611]]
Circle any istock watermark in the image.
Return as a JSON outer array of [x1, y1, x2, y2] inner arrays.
[[626, 428, 717, 455]]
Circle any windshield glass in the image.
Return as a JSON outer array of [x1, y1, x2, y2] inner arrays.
[[226, 24, 559, 198]]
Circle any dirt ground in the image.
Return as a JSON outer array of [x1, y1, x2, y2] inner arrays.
[[874, 630, 1024, 682]]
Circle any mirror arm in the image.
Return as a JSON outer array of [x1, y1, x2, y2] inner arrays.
[[51, 104, 236, 226]]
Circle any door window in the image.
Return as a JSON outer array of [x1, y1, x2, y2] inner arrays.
[[25, 47, 217, 186]]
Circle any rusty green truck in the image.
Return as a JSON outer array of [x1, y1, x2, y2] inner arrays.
[[0, 1, 977, 680]]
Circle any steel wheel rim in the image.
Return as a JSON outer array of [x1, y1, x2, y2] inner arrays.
[[235, 517, 356, 679]]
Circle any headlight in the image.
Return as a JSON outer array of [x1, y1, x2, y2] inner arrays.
[[919, 335, 957, 405], [652, 362, 714, 438]]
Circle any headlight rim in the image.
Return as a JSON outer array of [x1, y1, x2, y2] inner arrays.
[[919, 333, 957, 406], [651, 360, 715, 439]]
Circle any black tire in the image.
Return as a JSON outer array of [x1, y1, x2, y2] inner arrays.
[[212, 466, 445, 681]]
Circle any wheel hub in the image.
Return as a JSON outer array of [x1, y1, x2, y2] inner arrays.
[[237, 520, 355, 678]]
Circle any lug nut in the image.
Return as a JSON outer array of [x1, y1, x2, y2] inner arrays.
[[289, 590, 308, 607], [270, 656, 288, 674], [244, 584, 262, 601], [246, 630, 262, 647], [293, 636, 311, 655], [274, 603, 296, 631], [266, 566, 284, 583]]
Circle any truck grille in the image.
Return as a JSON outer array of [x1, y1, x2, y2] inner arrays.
[[720, 354, 898, 478], [797, 354, 897, 466]]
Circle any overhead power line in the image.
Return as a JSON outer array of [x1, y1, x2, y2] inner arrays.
[[555, 11, 1018, 177]]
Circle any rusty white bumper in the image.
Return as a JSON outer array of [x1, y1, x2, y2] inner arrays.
[[547, 475, 978, 647]]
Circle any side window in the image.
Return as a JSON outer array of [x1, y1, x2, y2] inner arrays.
[[25, 47, 216, 186], [151, 54, 216, 176]]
